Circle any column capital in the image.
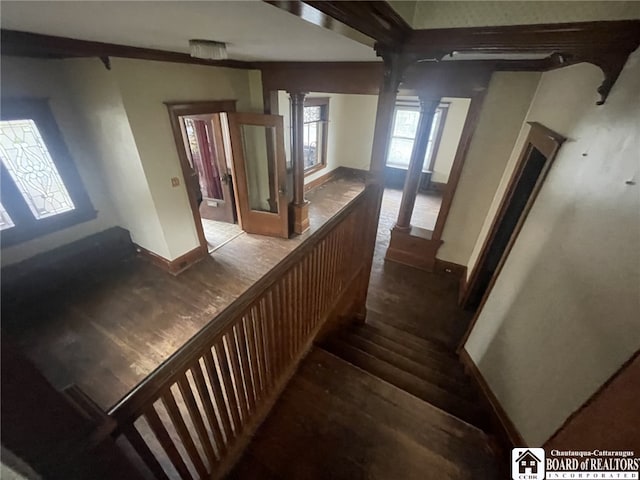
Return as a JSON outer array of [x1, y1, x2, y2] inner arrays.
[[288, 91, 308, 104]]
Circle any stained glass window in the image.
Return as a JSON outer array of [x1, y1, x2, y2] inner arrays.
[[0, 202, 15, 231], [0, 119, 76, 219]]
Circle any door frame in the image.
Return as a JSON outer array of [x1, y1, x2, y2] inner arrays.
[[166, 100, 237, 254], [457, 121, 565, 350]]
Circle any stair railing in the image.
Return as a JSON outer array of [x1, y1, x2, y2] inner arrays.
[[107, 185, 374, 479]]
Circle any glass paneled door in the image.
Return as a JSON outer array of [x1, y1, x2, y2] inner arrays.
[[225, 112, 288, 238]]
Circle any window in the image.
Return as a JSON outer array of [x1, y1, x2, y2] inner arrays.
[[386, 102, 448, 170], [0, 99, 95, 246], [303, 97, 329, 175]]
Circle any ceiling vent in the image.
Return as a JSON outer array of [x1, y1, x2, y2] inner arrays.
[[189, 39, 228, 60]]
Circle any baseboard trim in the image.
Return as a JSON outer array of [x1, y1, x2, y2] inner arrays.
[[136, 245, 206, 275], [433, 258, 466, 279], [458, 347, 526, 452]]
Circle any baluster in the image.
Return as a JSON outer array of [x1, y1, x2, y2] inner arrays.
[[144, 406, 193, 480], [160, 390, 209, 478], [266, 289, 279, 379], [190, 361, 228, 458], [122, 423, 171, 480], [212, 340, 242, 437], [245, 307, 264, 400], [202, 349, 234, 445], [235, 317, 257, 413], [224, 329, 250, 423], [257, 297, 273, 391], [176, 373, 219, 469]]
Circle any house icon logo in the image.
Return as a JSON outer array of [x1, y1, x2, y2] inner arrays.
[[512, 448, 545, 480]]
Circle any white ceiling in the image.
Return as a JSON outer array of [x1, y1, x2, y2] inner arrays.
[[0, 1, 379, 62]]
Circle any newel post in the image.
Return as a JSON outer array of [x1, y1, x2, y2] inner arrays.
[[289, 91, 310, 235]]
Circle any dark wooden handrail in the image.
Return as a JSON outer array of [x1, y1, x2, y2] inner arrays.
[[108, 186, 370, 423]]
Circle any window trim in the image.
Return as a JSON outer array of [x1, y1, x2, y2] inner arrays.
[[303, 97, 329, 177], [0, 98, 96, 247], [386, 101, 450, 171]]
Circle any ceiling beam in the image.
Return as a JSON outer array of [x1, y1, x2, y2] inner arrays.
[[404, 20, 640, 104], [264, 1, 410, 47], [405, 20, 640, 56], [0, 30, 257, 69]]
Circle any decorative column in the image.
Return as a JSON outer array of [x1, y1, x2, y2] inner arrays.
[[289, 91, 310, 234], [385, 95, 443, 271], [393, 97, 440, 232]]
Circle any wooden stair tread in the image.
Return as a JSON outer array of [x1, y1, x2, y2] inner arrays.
[[302, 349, 490, 446], [363, 318, 458, 359], [322, 337, 487, 430], [343, 326, 472, 391], [234, 349, 499, 480]]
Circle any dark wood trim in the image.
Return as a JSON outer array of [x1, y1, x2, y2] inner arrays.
[[136, 245, 206, 276], [303, 1, 411, 46], [1, 29, 255, 69], [405, 20, 640, 104], [265, 0, 410, 47], [459, 122, 565, 347], [544, 349, 640, 448], [166, 100, 237, 254], [406, 20, 640, 55], [261, 62, 384, 96], [459, 347, 526, 451], [433, 258, 466, 279], [264, 1, 375, 48], [463, 122, 565, 312]]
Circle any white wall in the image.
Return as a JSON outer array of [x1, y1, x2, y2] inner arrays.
[[431, 97, 471, 184], [275, 91, 378, 184], [0, 57, 121, 266], [465, 51, 640, 445], [109, 58, 256, 259], [1, 56, 260, 263], [437, 72, 541, 266], [61, 58, 170, 258]]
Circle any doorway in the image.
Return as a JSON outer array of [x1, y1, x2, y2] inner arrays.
[[461, 122, 566, 312], [167, 100, 290, 254]]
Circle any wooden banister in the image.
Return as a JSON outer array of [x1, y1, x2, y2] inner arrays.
[[108, 185, 373, 479]]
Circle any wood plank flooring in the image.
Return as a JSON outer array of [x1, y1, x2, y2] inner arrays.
[[2, 176, 364, 411]]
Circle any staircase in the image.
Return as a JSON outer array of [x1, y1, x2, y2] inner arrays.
[[321, 321, 489, 431], [232, 315, 502, 479]]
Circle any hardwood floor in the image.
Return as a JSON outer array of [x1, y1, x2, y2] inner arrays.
[[231, 186, 501, 479], [201, 218, 243, 252], [382, 187, 442, 232], [2, 176, 364, 411]]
